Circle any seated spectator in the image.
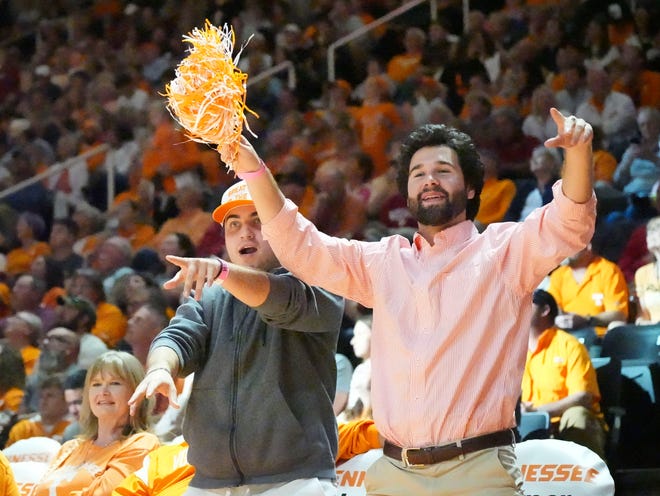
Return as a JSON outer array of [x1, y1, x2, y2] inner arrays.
[[475, 148, 516, 230], [404, 76, 454, 128], [106, 199, 156, 252], [612, 43, 660, 108], [274, 158, 315, 217], [141, 101, 201, 196], [123, 303, 169, 367], [522, 85, 563, 143], [47, 218, 84, 281], [554, 63, 589, 115], [23, 328, 81, 414], [5, 212, 51, 279], [2, 311, 41, 375], [68, 268, 127, 349], [459, 90, 497, 150], [634, 216, 660, 323], [0, 342, 26, 448], [504, 146, 560, 222], [110, 272, 167, 319], [363, 137, 416, 240], [71, 202, 106, 262], [617, 212, 654, 284], [150, 184, 213, 249], [308, 162, 367, 239], [386, 26, 426, 85], [582, 15, 620, 71], [351, 75, 404, 177], [152, 233, 196, 300], [55, 294, 107, 369], [521, 289, 607, 460], [576, 67, 636, 160], [547, 235, 629, 337], [7, 274, 57, 333], [5, 375, 70, 447], [491, 106, 541, 180], [342, 313, 373, 421], [30, 255, 66, 309], [29, 351, 160, 496], [592, 126, 618, 187], [61, 368, 87, 443], [612, 107, 660, 196], [89, 236, 135, 298]]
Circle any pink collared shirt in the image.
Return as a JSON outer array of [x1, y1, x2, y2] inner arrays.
[[263, 181, 596, 448]]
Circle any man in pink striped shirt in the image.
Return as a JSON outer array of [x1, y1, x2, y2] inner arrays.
[[225, 108, 595, 495]]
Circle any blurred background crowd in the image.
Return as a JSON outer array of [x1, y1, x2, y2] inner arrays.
[[0, 0, 659, 484]]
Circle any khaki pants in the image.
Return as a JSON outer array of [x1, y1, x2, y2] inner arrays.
[[183, 478, 336, 496], [556, 405, 608, 461], [365, 446, 524, 496]]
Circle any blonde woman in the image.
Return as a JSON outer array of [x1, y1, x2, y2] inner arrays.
[[29, 351, 159, 496]]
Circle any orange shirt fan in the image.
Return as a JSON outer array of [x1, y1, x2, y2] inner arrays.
[[165, 21, 257, 169]]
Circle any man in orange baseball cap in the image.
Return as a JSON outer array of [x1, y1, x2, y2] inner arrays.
[[129, 179, 345, 495]]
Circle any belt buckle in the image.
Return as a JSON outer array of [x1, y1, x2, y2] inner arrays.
[[401, 447, 425, 468]]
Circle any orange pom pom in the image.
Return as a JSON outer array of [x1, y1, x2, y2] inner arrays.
[[165, 21, 257, 169]]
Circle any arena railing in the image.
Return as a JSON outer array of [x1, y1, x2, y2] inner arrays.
[[0, 144, 110, 206], [247, 60, 296, 90], [328, 0, 443, 82]]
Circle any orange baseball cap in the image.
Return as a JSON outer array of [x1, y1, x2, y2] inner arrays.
[[212, 181, 255, 224]]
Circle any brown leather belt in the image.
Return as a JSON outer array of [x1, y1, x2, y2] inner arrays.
[[383, 429, 514, 468]]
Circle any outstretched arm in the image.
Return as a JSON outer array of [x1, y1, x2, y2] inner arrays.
[[545, 108, 594, 204], [164, 254, 270, 305]]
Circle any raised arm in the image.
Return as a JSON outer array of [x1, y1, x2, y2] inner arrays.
[[232, 136, 287, 223], [544, 108, 594, 204]]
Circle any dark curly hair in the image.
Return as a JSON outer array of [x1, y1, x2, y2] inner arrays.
[[395, 124, 484, 221]]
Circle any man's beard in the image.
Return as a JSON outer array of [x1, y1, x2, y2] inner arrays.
[[409, 187, 467, 226], [38, 348, 68, 374]]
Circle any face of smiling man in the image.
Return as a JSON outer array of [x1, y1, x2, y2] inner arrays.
[[223, 205, 279, 271], [407, 145, 474, 228]]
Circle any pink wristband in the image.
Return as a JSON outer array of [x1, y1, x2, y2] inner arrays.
[[236, 160, 267, 180], [216, 259, 230, 282]]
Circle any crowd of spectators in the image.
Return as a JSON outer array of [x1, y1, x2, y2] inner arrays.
[[0, 0, 659, 487]]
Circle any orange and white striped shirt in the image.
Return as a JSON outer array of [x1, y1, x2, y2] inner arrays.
[[263, 181, 596, 448]]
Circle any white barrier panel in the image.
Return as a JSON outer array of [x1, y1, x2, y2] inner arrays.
[[3, 436, 61, 463], [4, 437, 61, 496], [517, 439, 614, 496], [335, 440, 614, 496], [336, 449, 382, 496], [8, 461, 50, 496]]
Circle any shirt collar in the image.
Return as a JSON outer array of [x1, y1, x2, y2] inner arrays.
[[413, 220, 477, 251]]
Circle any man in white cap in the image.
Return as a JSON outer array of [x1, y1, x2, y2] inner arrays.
[[129, 181, 344, 495]]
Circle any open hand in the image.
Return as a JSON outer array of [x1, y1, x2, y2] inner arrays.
[[128, 369, 179, 417]]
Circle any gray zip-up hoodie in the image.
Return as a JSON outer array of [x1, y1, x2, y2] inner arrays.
[[150, 268, 344, 489]]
